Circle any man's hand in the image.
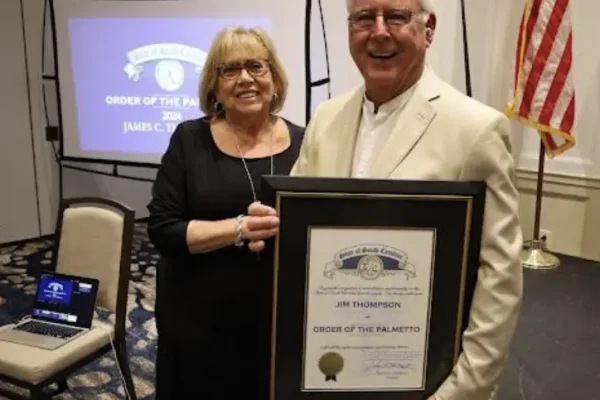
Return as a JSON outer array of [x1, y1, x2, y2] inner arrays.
[[243, 202, 280, 252]]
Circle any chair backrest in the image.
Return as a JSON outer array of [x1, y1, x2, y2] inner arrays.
[[50, 197, 134, 335]]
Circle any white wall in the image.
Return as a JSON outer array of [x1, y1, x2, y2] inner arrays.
[[5, 0, 600, 259], [19, 0, 60, 240], [0, 0, 42, 243]]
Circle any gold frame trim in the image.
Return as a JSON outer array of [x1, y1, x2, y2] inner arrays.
[[269, 191, 474, 399]]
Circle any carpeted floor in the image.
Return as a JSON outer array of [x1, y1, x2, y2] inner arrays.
[[497, 253, 600, 399], [1, 227, 598, 399], [0, 224, 158, 399]]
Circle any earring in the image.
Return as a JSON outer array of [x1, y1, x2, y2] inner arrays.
[[213, 100, 223, 115], [270, 93, 279, 112]]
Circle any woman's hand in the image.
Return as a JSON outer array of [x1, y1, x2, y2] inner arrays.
[[243, 202, 280, 252]]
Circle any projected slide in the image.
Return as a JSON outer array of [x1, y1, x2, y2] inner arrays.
[[52, 0, 306, 164], [68, 17, 269, 158]]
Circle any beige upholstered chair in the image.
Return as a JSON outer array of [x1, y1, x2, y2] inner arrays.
[[0, 197, 137, 400]]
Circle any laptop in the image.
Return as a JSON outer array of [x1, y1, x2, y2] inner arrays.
[[0, 270, 99, 350]]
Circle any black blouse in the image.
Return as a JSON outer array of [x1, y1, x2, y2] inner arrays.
[[147, 116, 304, 345]]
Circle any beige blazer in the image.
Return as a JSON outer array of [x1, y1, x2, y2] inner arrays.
[[291, 67, 523, 400]]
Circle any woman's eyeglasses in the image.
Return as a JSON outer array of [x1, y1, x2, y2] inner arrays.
[[218, 59, 269, 80]]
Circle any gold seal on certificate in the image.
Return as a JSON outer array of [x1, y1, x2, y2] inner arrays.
[[318, 352, 344, 381]]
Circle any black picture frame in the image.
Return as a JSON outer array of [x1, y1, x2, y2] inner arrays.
[[258, 176, 486, 400]]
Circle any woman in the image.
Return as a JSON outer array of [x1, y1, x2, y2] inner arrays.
[[147, 27, 304, 398]]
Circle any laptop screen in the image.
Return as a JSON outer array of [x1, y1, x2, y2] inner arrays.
[[31, 271, 99, 329]]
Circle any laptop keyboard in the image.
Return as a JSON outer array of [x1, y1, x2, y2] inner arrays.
[[15, 321, 83, 339]]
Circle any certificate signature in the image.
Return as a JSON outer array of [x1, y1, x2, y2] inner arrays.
[[362, 359, 416, 375]]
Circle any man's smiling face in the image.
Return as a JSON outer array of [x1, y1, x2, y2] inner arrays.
[[347, 0, 435, 99]]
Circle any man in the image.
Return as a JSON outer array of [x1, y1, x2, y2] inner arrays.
[[243, 0, 523, 399]]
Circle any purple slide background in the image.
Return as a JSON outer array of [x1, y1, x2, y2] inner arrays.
[[68, 18, 271, 156]]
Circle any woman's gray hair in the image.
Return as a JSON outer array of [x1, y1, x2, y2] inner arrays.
[[345, 0, 435, 13]]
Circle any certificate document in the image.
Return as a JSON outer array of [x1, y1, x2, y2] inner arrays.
[[302, 227, 435, 391]]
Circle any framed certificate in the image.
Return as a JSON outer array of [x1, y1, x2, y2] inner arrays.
[[258, 176, 486, 400]]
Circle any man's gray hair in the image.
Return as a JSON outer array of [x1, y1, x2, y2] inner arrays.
[[345, 0, 436, 13]]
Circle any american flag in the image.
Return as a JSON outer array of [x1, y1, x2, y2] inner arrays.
[[505, 0, 576, 158]]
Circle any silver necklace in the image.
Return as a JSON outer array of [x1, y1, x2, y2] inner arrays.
[[233, 125, 275, 202]]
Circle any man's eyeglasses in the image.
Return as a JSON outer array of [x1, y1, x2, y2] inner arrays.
[[348, 9, 425, 31], [218, 59, 269, 80]]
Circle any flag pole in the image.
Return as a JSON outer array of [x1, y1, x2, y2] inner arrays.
[[459, 0, 472, 98], [533, 139, 545, 240], [520, 138, 560, 269]]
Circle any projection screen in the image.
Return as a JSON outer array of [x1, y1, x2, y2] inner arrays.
[[51, 0, 306, 165]]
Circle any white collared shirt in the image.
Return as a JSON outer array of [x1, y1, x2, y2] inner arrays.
[[351, 79, 420, 178]]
